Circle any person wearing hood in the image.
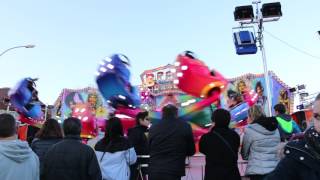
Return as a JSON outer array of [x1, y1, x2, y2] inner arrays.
[[241, 105, 280, 180], [274, 103, 301, 142], [265, 94, 320, 180], [0, 113, 39, 180], [199, 109, 241, 180]]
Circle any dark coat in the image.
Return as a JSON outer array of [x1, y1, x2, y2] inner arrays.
[[128, 125, 149, 156], [41, 135, 102, 180], [199, 127, 241, 180], [127, 125, 149, 179], [148, 118, 195, 177], [265, 140, 320, 180], [31, 138, 62, 164]]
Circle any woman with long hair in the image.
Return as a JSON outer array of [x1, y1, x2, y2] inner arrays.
[[95, 117, 137, 180], [31, 118, 63, 164], [241, 105, 280, 180]]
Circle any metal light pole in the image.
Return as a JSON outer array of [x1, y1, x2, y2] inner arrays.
[[254, 1, 273, 116], [258, 31, 273, 116], [0, 44, 35, 57], [234, 1, 282, 116]]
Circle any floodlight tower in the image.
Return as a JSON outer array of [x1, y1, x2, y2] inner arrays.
[[233, 1, 282, 116]]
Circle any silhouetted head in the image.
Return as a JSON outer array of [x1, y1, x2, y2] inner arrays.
[[274, 103, 286, 115], [104, 117, 124, 143], [63, 117, 82, 136], [36, 118, 63, 139], [0, 113, 16, 138], [211, 109, 231, 128], [162, 104, 178, 120]]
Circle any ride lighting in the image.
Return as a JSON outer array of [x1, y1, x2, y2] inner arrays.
[[261, 2, 282, 18], [173, 79, 179, 84], [95, 72, 100, 76], [82, 116, 88, 121], [78, 116, 82, 120], [177, 72, 183, 77], [100, 67, 107, 72], [188, 99, 196, 104], [181, 102, 189, 107], [118, 95, 126, 100], [234, 5, 254, 21], [174, 62, 180, 66], [171, 68, 177, 73], [220, 85, 225, 89], [74, 108, 79, 113], [107, 64, 114, 69], [80, 108, 86, 113], [100, 61, 106, 65], [104, 57, 112, 62], [209, 83, 215, 87], [181, 65, 188, 70]]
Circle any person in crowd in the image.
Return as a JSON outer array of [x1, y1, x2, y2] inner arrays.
[[0, 113, 39, 180], [274, 103, 301, 141], [41, 117, 101, 180], [128, 111, 150, 180], [265, 94, 320, 180], [199, 109, 241, 180], [95, 117, 137, 180], [241, 105, 280, 180], [148, 104, 195, 180], [31, 119, 63, 166], [26, 126, 40, 145]]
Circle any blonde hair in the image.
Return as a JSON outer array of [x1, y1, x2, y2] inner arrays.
[[248, 105, 265, 121]]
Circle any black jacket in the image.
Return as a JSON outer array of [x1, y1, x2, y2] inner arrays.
[[31, 138, 62, 165], [266, 140, 320, 180], [199, 127, 241, 180], [128, 125, 149, 179], [41, 135, 102, 180], [148, 118, 195, 177], [128, 125, 149, 156]]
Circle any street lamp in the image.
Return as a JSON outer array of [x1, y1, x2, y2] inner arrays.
[[0, 44, 36, 57], [233, 1, 282, 116]]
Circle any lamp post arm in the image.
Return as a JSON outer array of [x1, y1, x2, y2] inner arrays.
[[0, 45, 34, 57]]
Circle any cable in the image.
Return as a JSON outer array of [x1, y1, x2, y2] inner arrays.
[[264, 30, 320, 60]]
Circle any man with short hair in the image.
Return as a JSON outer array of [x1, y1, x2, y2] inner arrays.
[[0, 113, 39, 180], [274, 103, 301, 141], [41, 117, 101, 180], [266, 94, 320, 180], [148, 104, 195, 180]]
